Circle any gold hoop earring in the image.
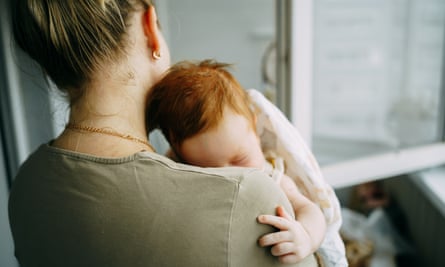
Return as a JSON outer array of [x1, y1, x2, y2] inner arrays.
[[152, 50, 161, 60]]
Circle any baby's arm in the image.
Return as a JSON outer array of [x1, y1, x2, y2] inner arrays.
[[257, 174, 326, 264]]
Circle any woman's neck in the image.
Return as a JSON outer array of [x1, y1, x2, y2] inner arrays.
[[53, 80, 154, 157]]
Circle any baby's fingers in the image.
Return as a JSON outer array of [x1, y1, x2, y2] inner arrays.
[[271, 242, 296, 257], [273, 244, 311, 264], [257, 214, 291, 231], [258, 231, 293, 247], [279, 253, 302, 264], [276, 206, 293, 220]]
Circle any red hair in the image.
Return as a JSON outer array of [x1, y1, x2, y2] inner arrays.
[[146, 59, 255, 149]]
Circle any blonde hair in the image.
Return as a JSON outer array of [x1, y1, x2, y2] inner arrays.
[[11, 0, 152, 99], [146, 60, 256, 148]]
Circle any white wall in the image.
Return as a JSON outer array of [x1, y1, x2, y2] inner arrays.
[[158, 0, 275, 92]]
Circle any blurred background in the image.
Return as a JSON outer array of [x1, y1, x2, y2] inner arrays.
[[1, 0, 445, 266]]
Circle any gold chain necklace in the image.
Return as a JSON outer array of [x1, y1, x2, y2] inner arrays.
[[66, 123, 155, 151]]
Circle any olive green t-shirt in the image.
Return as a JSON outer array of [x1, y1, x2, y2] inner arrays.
[[8, 144, 317, 267]]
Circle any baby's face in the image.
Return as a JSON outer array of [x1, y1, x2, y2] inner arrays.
[[179, 109, 265, 169]]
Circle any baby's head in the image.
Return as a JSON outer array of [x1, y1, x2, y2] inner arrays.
[[146, 60, 265, 168]]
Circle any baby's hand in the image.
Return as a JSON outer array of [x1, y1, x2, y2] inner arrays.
[[257, 206, 313, 264]]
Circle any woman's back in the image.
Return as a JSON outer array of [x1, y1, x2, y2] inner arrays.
[[9, 144, 317, 267]]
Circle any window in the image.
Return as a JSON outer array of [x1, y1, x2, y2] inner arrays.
[[288, 0, 445, 187]]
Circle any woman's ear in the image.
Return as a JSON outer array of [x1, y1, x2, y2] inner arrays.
[[143, 6, 161, 59]]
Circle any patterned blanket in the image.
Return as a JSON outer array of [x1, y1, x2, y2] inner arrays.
[[248, 89, 347, 267]]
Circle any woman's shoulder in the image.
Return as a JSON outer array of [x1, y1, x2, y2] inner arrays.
[[136, 150, 275, 187], [12, 143, 291, 216], [14, 143, 275, 187]]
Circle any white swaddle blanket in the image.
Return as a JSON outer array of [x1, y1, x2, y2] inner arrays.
[[248, 89, 347, 267]]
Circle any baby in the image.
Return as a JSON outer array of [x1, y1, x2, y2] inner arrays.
[[146, 60, 344, 265]]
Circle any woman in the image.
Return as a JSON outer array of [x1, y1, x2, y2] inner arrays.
[[8, 1, 318, 267]]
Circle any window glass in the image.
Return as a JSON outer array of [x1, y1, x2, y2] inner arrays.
[[312, 0, 445, 164]]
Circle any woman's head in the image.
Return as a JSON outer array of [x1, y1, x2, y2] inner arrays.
[[11, 0, 160, 100], [146, 59, 262, 166]]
